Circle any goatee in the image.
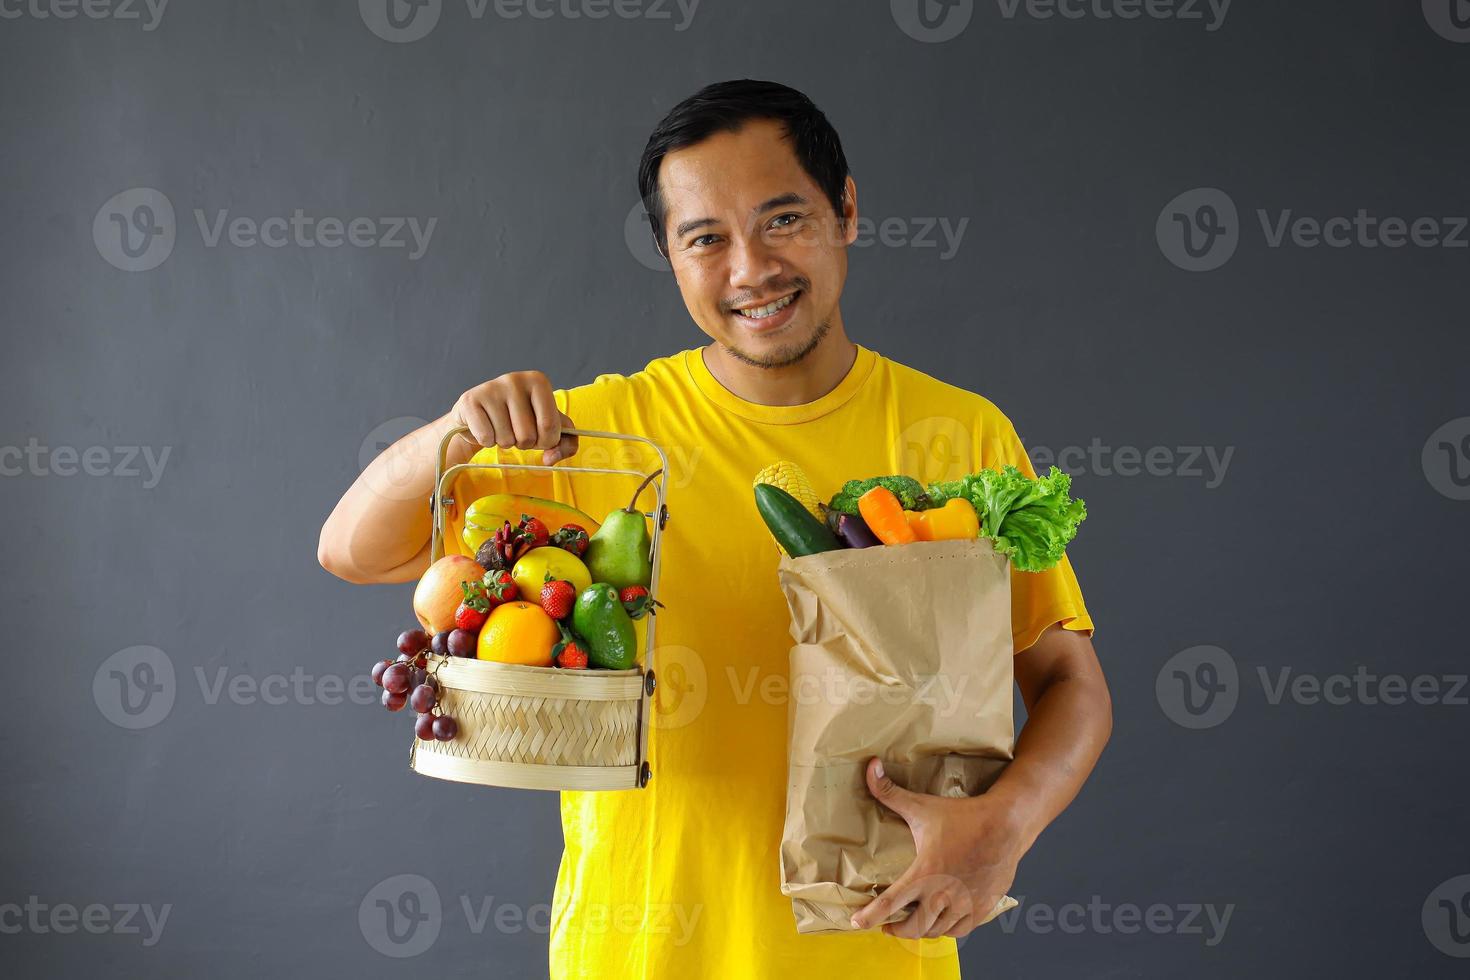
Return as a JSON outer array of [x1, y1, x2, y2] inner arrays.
[[722, 318, 831, 370]]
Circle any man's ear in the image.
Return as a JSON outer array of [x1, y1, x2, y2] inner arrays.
[[839, 176, 859, 246]]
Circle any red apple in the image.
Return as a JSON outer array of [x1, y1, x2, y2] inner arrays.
[[413, 555, 486, 634]]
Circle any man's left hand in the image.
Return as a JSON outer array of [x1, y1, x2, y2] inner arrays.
[[848, 756, 1030, 939]]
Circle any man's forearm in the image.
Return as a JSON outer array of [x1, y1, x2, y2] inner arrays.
[[986, 629, 1112, 851]]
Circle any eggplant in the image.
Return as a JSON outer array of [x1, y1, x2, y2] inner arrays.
[[834, 512, 881, 549]]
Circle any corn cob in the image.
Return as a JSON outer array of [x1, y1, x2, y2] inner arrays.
[[753, 461, 823, 555]]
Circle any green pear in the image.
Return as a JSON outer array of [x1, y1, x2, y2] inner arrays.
[[586, 471, 658, 590]]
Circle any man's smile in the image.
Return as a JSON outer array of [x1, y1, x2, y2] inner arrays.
[[731, 289, 801, 332]]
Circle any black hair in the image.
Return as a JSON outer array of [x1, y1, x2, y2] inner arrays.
[[636, 79, 851, 258]]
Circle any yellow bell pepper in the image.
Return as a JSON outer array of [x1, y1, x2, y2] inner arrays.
[[904, 497, 980, 541]]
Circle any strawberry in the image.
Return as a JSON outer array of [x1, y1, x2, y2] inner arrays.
[[554, 638, 589, 670], [552, 622, 590, 669], [483, 569, 519, 605], [550, 523, 590, 557], [520, 514, 551, 549], [540, 577, 576, 620], [453, 604, 485, 631], [619, 585, 662, 620], [455, 581, 491, 631]]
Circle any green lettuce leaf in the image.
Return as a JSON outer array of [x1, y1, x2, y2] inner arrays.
[[927, 465, 1086, 572]]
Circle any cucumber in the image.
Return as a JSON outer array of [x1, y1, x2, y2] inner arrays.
[[754, 483, 843, 557]]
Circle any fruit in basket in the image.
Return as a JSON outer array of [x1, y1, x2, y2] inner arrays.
[[432, 715, 459, 741], [371, 659, 392, 687], [550, 523, 590, 557], [483, 569, 519, 606], [454, 581, 491, 631], [413, 555, 487, 634], [382, 688, 407, 711], [462, 523, 496, 554], [553, 634, 589, 669], [586, 509, 652, 590], [397, 629, 430, 656], [571, 583, 638, 670], [447, 628, 477, 658], [511, 546, 591, 601], [383, 662, 412, 694], [475, 537, 508, 572], [464, 492, 601, 539], [585, 471, 660, 590], [431, 631, 451, 657], [476, 600, 560, 667], [414, 712, 436, 741], [410, 682, 437, 714], [539, 578, 576, 620], [490, 519, 536, 566], [619, 585, 662, 620], [521, 516, 551, 549]]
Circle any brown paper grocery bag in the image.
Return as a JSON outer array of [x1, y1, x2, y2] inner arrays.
[[775, 537, 1021, 934]]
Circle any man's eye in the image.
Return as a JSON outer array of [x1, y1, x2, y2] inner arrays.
[[693, 234, 720, 247], [771, 213, 801, 229]]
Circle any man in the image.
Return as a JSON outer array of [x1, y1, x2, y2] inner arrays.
[[320, 79, 1112, 978]]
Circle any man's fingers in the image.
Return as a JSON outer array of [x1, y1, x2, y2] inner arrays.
[[928, 886, 972, 938], [929, 904, 967, 939], [479, 397, 517, 450], [506, 392, 540, 450], [545, 411, 578, 465], [527, 383, 562, 452], [884, 890, 946, 940], [458, 402, 496, 450], [850, 870, 923, 931]]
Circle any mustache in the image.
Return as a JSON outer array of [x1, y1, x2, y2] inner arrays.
[[721, 278, 809, 313]]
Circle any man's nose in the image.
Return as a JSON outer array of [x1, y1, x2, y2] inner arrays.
[[728, 232, 783, 294]]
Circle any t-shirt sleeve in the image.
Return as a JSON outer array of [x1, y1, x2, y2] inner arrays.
[[990, 418, 1095, 654]]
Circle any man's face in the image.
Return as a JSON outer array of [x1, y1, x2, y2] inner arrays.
[[656, 119, 857, 369]]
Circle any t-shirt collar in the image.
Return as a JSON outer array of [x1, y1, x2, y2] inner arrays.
[[682, 344, 877, 425]]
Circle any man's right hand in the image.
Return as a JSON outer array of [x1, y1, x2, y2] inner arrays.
[[451, 370, 579, 466]]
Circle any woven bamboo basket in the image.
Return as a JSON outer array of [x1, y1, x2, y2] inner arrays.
[[408, 426, 668, 792]]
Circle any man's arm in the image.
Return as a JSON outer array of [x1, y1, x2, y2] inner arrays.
[[850, 623, 1112, 939], [317, 371, 577, 584], [990, 623, 1113, 853]]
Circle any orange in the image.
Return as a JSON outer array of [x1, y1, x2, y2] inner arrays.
[[476, 601, 560, 666]]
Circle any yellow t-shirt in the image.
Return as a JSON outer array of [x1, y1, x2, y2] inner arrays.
[[455, 344, 1092, 978]]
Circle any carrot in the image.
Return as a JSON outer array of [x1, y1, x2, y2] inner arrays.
[[857, 486, 918, 545]]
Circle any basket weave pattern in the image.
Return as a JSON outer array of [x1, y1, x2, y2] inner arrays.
[[416, 682, 640, 768]]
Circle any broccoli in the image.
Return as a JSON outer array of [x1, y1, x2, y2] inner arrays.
[[827, 475, 933, 515]]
